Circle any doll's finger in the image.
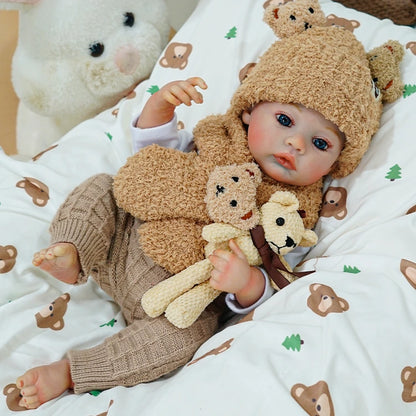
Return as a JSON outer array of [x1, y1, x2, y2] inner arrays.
[[208, 252, 228, 272], [186, 76, 208, 90], [161, 90, 183, 106], [229, 239, 247, 261]]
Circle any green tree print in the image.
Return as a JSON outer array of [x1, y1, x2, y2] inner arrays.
[[403, 84, 416, 98], [385, 164, 402, 181], [282, 334, 304, 351], [225, 26, 237, 39]]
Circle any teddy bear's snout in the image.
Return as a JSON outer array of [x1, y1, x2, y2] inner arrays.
[[216, 185, 225, 196], [286, 236, 296, 248]]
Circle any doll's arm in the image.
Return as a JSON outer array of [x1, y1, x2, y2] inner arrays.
[[136, 77, 207, 128]]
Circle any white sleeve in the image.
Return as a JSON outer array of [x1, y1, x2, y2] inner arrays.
[[224, 246, 311, 314], [131, 112, 194, 153], [225, 268, 274, 314]]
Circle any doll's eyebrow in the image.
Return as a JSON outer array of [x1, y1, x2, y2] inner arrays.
[[325, 126, 345, 143]]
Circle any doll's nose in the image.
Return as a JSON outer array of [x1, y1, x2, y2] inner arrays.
[[115, 45, 140, 75], [286, 134, 306, 154]]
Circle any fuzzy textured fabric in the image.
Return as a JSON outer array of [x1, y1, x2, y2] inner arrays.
[[49, 173, 223, 393], [142, 188, 317, 329], [367, 40, 405, 103], [113, 0, 403, 275], [335, 0, 416, 26]]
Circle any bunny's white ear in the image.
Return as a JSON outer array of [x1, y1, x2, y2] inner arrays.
[[0, 0, 39, 10]]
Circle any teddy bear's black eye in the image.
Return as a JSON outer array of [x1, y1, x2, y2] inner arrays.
[[309, 7, 314, 13], [230, 200, 237, 207], [232, 176, 239, 182], [290, 15, 296, 21], [124, 12, 135, 27], [276, 217, 285, 226], [89, 42, 105, 57]]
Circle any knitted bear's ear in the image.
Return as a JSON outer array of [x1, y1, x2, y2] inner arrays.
[[263, 0, 326, 39]]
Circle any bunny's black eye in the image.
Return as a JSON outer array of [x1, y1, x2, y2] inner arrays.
[[290, 15, 296, 21], [230, 200, 237, 207], [124, 12, 135, 27], [89, 42, 105, 57], [232, 176, 239, 182], [309, 7, 314, 13]]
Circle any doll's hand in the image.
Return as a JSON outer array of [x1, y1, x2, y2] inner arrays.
[[209, 240, 265, 308], [137, 77, 207, 128], [158, 76, 207, 107]]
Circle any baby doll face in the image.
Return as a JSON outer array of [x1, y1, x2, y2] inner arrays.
[[243, 102, 344, 186]]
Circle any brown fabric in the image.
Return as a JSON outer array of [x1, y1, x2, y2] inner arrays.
[[49, 173, 224, 394], [335, 0, 416, 26], [249, 225, 314, 290], [113, 1, 392, 275]]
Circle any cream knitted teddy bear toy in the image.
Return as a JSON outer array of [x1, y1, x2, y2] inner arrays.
[[141, 163, 317, 328]]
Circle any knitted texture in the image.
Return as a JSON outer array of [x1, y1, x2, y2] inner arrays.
[[141, 190, 317, 328], [335, 0, 416, 26], [50, 173, 224, 392]]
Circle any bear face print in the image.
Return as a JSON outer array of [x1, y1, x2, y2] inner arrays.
[[0, 245, 18, 274], [291, 380, 335, 416], [325, 14, 360, 32], [35, 293, 70, 331], [159, 42, 192, 70], [401, 366, 416, 402], [3, 383, 26, 412], [307, 283, 349, 317], [400, 259, 416, 289], [320, 187, 347, 220], [16, 177, 50, 207]]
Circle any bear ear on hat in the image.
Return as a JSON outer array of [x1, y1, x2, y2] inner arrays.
[[263, 0, 326, 39]]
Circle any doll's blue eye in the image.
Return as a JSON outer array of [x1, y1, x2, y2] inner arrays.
[[277, 114, 292, 127], [313, 138, 329, 151], [124, 12, 135, 27]]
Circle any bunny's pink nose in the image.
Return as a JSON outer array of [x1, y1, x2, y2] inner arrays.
[[115, 45, 140, 74]]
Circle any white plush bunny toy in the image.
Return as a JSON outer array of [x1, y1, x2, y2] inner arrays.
[[0, 0, 170, 157]]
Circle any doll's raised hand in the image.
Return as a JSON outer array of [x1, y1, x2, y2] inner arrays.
[[137, 77, 207, 128], [209, 239, 265, 308]]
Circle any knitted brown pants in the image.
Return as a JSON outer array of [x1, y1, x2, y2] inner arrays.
[[49, 173, 224, 393]]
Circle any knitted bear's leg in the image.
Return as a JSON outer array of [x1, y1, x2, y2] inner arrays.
[[67, 305, 222, 393], [48, 173, 120, 284]]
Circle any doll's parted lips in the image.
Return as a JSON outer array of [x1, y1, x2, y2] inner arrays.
[[274, 153, 296, 170]]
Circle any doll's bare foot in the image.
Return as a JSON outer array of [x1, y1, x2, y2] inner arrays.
[[33, 243, 80, 284], [16, 359, 73, 409]]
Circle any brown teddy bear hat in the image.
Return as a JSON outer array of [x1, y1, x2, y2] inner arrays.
[[228, 0, 384, 179]]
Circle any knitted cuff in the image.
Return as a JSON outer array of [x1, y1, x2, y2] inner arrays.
[[67, 344, 117, 394], [50, 218, 110, 284]]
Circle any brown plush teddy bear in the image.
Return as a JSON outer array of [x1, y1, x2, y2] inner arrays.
[[113, 0, 402, 275], [141, 163, 317, 328], [367, 40, 405, 103]]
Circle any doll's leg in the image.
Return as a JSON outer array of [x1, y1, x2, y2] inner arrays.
[[68, 226, 225, 393], [67, 307, 221, 393], [34, 173, 120, 285]]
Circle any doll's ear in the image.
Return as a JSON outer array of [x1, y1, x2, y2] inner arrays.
[[242, 110, 251, 125]]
